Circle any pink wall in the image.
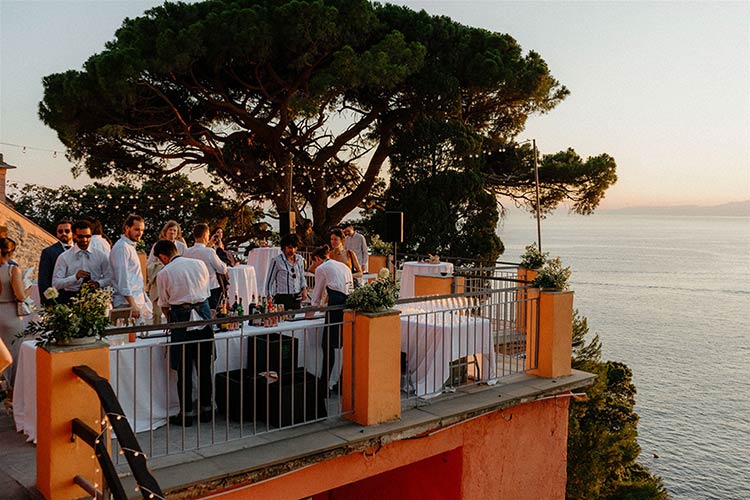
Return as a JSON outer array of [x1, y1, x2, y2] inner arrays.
[[199, 397, 570, 500]]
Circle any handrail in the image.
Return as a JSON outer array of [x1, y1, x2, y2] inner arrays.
[[71, 418, 126, 500], [73, 365, 164, 500]]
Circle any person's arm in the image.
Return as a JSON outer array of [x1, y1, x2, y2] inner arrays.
[[208, 247, 228, 276], [10, 265, 28, 301], [156, 272, 170, 320], [311, 266, 326, 306], [0, 339, 12, 377], [348, 250, 363, 277], [51, 253, 80, 289], [298, 258, 308, 301], [359, 235, 369, 272], [96, 255, 114, 289], [265, 259, 278, 297]]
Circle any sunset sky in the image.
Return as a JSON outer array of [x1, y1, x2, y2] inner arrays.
[[1, 0, 748, 209]]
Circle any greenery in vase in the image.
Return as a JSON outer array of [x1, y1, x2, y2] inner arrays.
[[345, 268, 399, 313], [21, 286, 113, 347], [532, 257, 572, 290], [519, 243, 548, 270]]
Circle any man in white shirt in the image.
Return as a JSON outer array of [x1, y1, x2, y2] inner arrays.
[[52, 220, 113, 303], [154, 239, 214, 427], [343, 224, 368, 273], [184, 223, 228, 310], [109, 214, 152, 321], [309, 246, 353, 393]]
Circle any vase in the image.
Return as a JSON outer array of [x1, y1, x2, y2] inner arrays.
[[57, 336, 98, 346]]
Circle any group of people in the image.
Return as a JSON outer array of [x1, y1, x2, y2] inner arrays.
[[0, 214, 370, 426]]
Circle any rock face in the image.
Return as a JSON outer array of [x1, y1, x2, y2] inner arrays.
[[0, 203, 57, 279]]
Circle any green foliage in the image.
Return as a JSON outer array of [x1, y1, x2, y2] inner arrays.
[[38, 0, 576, 238], [345, 277, 398, 313], [532, 256, 571, 290], [9, 175, 262, 248], [21, 286, 113, 347], [369, 234, 394, 256], [568, 311, 669, 500], [519, 243, 547, 269]]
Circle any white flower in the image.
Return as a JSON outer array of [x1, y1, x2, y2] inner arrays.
[[43, 287, 59, 300], [378, 267, 390, 280]]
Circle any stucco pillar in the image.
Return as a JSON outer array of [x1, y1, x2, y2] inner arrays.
[[343, 310, 401, 426], [36, 342, 109, 500], [516, 268, 538, 334], [528, 290, 573, 378]]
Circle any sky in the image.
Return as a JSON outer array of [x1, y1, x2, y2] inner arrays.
[[1, 0, 749, 209]]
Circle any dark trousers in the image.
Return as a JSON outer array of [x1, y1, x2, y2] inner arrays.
[[169, 300, 214, 415], [274, 293, 301, 311], [321, 288, 347, 391]]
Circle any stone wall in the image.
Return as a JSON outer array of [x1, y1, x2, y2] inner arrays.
[[0, 203, 57, 279]]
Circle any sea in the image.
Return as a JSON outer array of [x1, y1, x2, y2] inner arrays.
[[499, 212, 750, 500]]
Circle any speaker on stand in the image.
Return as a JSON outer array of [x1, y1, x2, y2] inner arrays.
[[384, 211, 403, 283]]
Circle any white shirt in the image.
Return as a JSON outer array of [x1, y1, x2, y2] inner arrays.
[[344, 231, 369, 271], [184, 243, 228, 290], [110, 235, 151, 318], [311, 259, 353, 306], [157, 256, 211, 307], [89, 235, 111, 256], [52, 245, 113, 291]]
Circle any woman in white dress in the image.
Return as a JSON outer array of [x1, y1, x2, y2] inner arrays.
[[0, 237, 29, 391], [146, 221, 188, 323]]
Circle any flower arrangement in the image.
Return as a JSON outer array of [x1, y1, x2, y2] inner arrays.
[[21, 286, 113, 347], [519, 243, 548, 270], [532, 257, 572, 291], [345, 268, 399, 313], [369, 234, 394, 256]]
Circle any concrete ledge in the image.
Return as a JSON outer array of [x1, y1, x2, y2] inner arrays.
[[128, 370, 595, 499]]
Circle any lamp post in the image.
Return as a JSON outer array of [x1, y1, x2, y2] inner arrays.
[[532, 139, 542, 253]]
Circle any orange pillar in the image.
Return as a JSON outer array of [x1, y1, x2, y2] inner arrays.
[[516, 268, 538, 333], [529, 290, 573, 378], [36, 343, 109, 500], [368, 255, 387, 274], [413, 275, 452, 297], [344, 310, 401, 425]]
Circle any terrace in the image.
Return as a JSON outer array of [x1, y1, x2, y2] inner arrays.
[[1, 262, 594, 499]]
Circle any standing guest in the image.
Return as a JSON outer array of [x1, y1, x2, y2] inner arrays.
[[38, 220, 73, 305], [343, 224, 369, 273], [147, 221, 188, 322], [154, 240, 214, 427], [266, 234, 308, 310], [308, 245, 353, 392], [329, 228, 363, 278], [85, 218, 112, 256], [208, 228, 236, 267], [110, 214, 152, 321], [52, 220, 113, 303], [184, 223, 228, 310], [0, 338, 11, 379], [0, 238, 30, 390]]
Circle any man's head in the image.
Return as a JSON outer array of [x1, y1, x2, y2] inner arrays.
[[56, 220, 73, 245], [153, 239, 178, 265], [193, 223, 210, 242], [123, 214, 145, 242], [72, 220, 93, 251], [343, 224, 355, 237], [280, 233, 300, 258], [311, 245, 330, 265]]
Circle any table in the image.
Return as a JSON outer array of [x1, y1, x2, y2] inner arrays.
[[227, 265, 259, 306], [13, 319, 329, 441], [247, 247, 281, 297], [399, 261, 455, 299], [399, 311, 496, 397]]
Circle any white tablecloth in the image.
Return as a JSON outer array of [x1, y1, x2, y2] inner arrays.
[[13, 319, 328, 440], [399, 312, 496, 397], [247, 247, 281, 297], [399, 261, 455, 299], [227, 265, 259, 306]]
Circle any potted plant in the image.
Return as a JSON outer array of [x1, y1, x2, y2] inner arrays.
[[21, 285, 113, 347], [519, 243, 548, 270], [532, 257, 572, 291], [345, 268, 399, 313], [368, 234, 394, 274]]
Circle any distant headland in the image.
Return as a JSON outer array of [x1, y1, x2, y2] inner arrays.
[[604, 200, 750, 216]]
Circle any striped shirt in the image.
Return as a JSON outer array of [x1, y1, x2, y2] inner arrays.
[[266, 253, 307, 296]]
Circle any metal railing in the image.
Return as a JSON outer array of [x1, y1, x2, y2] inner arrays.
[[103, 306, 354, 464], [396, 285, 538, 401]]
